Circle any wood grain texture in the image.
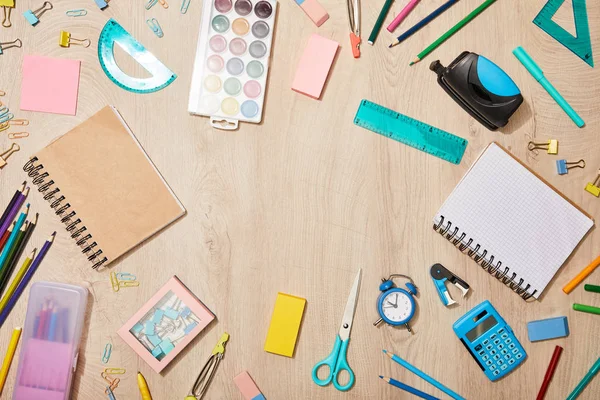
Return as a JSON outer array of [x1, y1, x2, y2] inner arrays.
[[1, 0, 600, 398]]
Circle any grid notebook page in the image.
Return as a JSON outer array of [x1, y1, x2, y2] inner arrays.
[[433, 143, 593, 299]]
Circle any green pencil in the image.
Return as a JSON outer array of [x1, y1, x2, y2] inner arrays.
[[573, 303, 600, 316], [368, 0, 394, 45], [584, 284, 600, 294], [410, 0, 497, 65]]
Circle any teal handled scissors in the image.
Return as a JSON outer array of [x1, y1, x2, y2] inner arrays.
[[312, 269, 361, 391]]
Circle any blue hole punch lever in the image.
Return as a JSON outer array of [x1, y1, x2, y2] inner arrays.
[[430, 264, 470, 307], [430, 51, 523, 131]]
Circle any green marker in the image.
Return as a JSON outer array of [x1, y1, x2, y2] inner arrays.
[[368, 0, 394, 45], [566, 357, 600, 400], [410, 0, 496, 65], [585, 284, 600, 293], [573, 303, 600, 315]]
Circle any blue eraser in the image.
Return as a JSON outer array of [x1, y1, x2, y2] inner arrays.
[[527, 316, 569, 342]]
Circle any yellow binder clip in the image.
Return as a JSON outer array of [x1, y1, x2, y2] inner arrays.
[[528, 140, 558, 155], [585, 170, 600, 197], [2, 5, 13, 28], [59, 31, 91, 48]]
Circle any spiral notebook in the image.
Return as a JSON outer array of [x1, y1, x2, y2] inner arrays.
[[23, 106, 186, 269], [433, 142, 593, 300]]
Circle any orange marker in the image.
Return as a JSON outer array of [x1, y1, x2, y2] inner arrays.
[[563, 255, 600, 294]]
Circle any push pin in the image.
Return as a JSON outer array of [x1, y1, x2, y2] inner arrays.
[[94, 0, 109, 10], [556, 159, 585, 175], [59, 31, 91, 48], [0, 39, 22, 55], [146, 18, 164, 38], [23, 1, 53, 26], [585, 170, 600, 197], [528, 140, 558, 155], [0, 143, 20, 169]]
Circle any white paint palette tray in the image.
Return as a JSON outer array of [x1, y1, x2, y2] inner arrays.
[[189, 0, 277, 130]]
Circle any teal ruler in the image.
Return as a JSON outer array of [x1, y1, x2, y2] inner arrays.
[[354, 100, 468, 164], [98, 19, 177, 93], [533, 0, 593, 67]]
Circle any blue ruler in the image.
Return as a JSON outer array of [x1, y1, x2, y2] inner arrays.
[[533, 0, 593, 67], [354, 100, 468, 164], [98, 19, 177, 93]]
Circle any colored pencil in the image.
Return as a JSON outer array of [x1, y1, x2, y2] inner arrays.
[[37, 302, 49, 339], [0, 249, 36, 316], [0, 222, 27, 295], [0, 232, 55, 328], [0, 204, 29, 273], [0, 222, 14, 254], [0, 327, 21, 395], [536, 345, 563, 400], [0, 187, 27, 240], [48, 306, 59, 341], [573, 303, 600, 316], [383, 350, 465, 400], [0, 214, 36, 296], [389, 0, 459, 47], [0, 182, 25, 230], [380, 376, 440, 399], [584, 284, 600, 293], [563, 255, 600, 294], [566, 357, 600, 400], [368, 0, 395, 45], [410, 0, 497, 65], [387, 0, 420, 32]]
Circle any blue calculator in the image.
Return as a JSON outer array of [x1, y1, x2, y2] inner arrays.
[[453, 300, 526, 381]]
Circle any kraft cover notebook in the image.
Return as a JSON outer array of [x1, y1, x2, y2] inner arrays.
[[433, 142, 593, 300], [23, 106, 186, 269]]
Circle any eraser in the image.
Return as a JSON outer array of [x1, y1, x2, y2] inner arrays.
[[527, 316, 569, 342], [297, 0, 329, 27], [264, 292, 306, 357], [292, 34, 339, 100], [234, 371, 265, 400]]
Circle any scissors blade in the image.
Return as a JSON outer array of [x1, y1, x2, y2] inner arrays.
[[338, 269, 361, 341]]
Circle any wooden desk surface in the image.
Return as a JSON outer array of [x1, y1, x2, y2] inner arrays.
[[1, 0, 599, 398]]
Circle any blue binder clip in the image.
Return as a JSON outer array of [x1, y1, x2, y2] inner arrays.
[[430, 264, 470, 306], [23, 1, 52, 26], [94, 0, 109, 9], [556, 159, 585, 175]]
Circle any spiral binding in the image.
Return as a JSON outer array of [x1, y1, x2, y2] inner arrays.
[[24, 157, 108, 269], [433, 216, 536, 301]]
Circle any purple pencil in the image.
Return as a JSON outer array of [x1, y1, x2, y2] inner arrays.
[[0, 186, 28, 239], [0, 232, 55, 328], [0, 182, 25, 230]]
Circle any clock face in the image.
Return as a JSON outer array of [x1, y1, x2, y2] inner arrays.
[[381, 290, 414, 323]]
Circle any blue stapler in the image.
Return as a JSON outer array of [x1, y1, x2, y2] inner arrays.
[[430, 264, 470, 306]]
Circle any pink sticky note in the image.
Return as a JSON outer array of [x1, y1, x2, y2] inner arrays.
[[20, 55, 81, 115], [292, 34, 339, 100]]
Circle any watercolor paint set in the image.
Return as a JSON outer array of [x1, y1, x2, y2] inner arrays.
[[189, 0, 278, 130]]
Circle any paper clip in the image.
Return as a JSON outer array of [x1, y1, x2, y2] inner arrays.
[[145, 0, 158, 9], [102, 343, 112, 364], [556, 159, 585, 175], [528, 140, 558, 155], [0, 113, 14, 124], [8, 132, 29, 140], [102, 373, 120, 394], [104, 367, 126, 374], [9, 119, 29, 126], [116, 272, 136, 281], [0, 143, 19, 169], [106, 386, 116, 400], [59, 31, 91, 48], [110, 271, 120, 292], [146, 18, 164, 38], [119, 280, 140, 288], [0, 122, 9, 133], [66, 9, 87, 16], [585, 170, 600, 197], [0, 39, 22, 55], [181, 0, 191, 13], [2, 6, 12, 28], [23, 1, 53, 26], [158, 0, 169, 8]]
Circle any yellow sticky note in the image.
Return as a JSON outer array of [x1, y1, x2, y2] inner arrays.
[[0, 0, 15, 7], [264, 293, 306, 357]]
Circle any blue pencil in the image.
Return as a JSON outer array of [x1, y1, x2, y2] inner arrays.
[[379, 376, 440, 400], [389, 0, 460, 47], [383, 350, 465, 400], [0, 204, 29, 273]]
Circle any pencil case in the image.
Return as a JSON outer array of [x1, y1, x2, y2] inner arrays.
[[13, 282, 88, 400]]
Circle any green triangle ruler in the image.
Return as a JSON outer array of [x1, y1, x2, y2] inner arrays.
[[533, 0, 594, 67], [98, 19, 177, 93]]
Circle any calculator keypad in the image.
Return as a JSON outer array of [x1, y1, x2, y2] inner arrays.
[[474, 326, 525, 381]]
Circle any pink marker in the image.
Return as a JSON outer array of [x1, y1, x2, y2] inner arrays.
[[387, 0, 420, 32]]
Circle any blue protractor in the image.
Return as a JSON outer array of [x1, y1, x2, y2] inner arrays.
[[98, 19, 177, 94]]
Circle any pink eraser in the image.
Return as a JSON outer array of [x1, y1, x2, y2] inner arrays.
[[234, 371, 265, 400], [292, 34, 339, 100], [298, 0, 329, 27]]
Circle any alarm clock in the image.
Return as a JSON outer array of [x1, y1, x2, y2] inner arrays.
[[373, 274, 418, 333]]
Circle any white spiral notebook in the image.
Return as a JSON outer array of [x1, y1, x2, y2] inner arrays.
[[433, 142, 594, 300]]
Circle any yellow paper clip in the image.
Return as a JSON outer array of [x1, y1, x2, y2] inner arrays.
[[66, 9, 87, 16], [146, 18, 164, 38], [59, 31, 91, 48], [8, 132, 29, 139], [158, 0, 169, 8], [102, 343, 112, 364], [0, 38, 21, 55], [145, 0, 158, 9], [528, 140, 558, 155], [0, 122, 8, 132], [110, 271, 120, 292], [585, 170, 600, 197], [116, 272, 136, 281], [9, 119, 29, 126], [119, 280, 140, 288], [104, 367, 126, 375]]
